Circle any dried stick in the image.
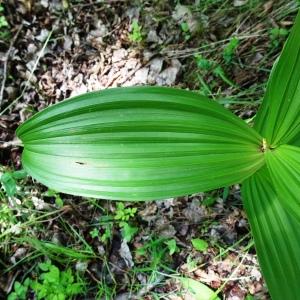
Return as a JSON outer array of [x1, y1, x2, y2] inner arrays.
[[0, 24, 23, 108], [0, 27, 53, 116]]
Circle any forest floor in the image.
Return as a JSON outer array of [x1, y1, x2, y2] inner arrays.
[[0, 1, 298, 299]]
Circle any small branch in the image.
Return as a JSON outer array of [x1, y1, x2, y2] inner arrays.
[[0, 27, 54, 116], [0, 24, 23, 108]]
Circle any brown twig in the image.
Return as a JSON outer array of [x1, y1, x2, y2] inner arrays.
[[0, 27, 53, 116], [0, 24, 23, 108]]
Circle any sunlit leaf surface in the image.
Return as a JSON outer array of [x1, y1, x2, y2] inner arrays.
[[242, 167, 300, 300], [254, 11, 300, 146], [266, 144, 300, 222], [17, 87, 263, 200]]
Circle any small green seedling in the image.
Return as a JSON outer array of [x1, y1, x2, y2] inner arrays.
[[128, 19, 143, 43], [270, 27, 289, 47], [8, 261, 85, 300], [90, 215, 113, 244], [195, 54, 214, 71], [43, 189, 64, 207], [8, 279, 31, 300], [180, 21, 191, 40], [121, 222, 138, 242], [114, 202, 137, 222], [165, 238, 178, 255], [100, 222, 113, 243], [0, 4, 10, 40], [0, 15, 8, 28], [114, 203, 138, 241], [213, 65, 237, 87], [89, 227, 100, 239], [191, 238, 208, 252], [194, 54, 237, 88], [0, 169, 27, 197], [223, 37, 239, 64], [31, 261, 84, 300], [91, 206, 138, 243]]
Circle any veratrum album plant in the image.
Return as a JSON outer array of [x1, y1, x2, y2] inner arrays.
[[16, 12, 300, 300]]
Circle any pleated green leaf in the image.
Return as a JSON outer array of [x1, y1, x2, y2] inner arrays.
[[265, 144, 300, 221], [290, 132, 300, 146], [254, 11, 300, 146], [242, 167, 300, 300], [17, 86, 264, 200]]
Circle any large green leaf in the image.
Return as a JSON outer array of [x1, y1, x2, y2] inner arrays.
[[242, 167, 300, 300], [265, 144, 300, 221], [254, 11, 300, 146], [17, 87, 264, 200]]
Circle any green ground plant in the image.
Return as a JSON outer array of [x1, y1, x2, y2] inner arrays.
[[223, 37, 239, 64], [43, 189, 64, 208], [128, 19, 143, 43], [191, 238, 208, 252], [0, 168, 27, 197], [269, 27, 289, 47], [180, 21, 191, 41], [8, 278, 31, 300], [114, 202, 137, 222], [194, 54, 236, 95], [8, 261, 85, 300], [0, 4, 10, 40], [89, 202, 138, 243], [15, 9, 300, 300]]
